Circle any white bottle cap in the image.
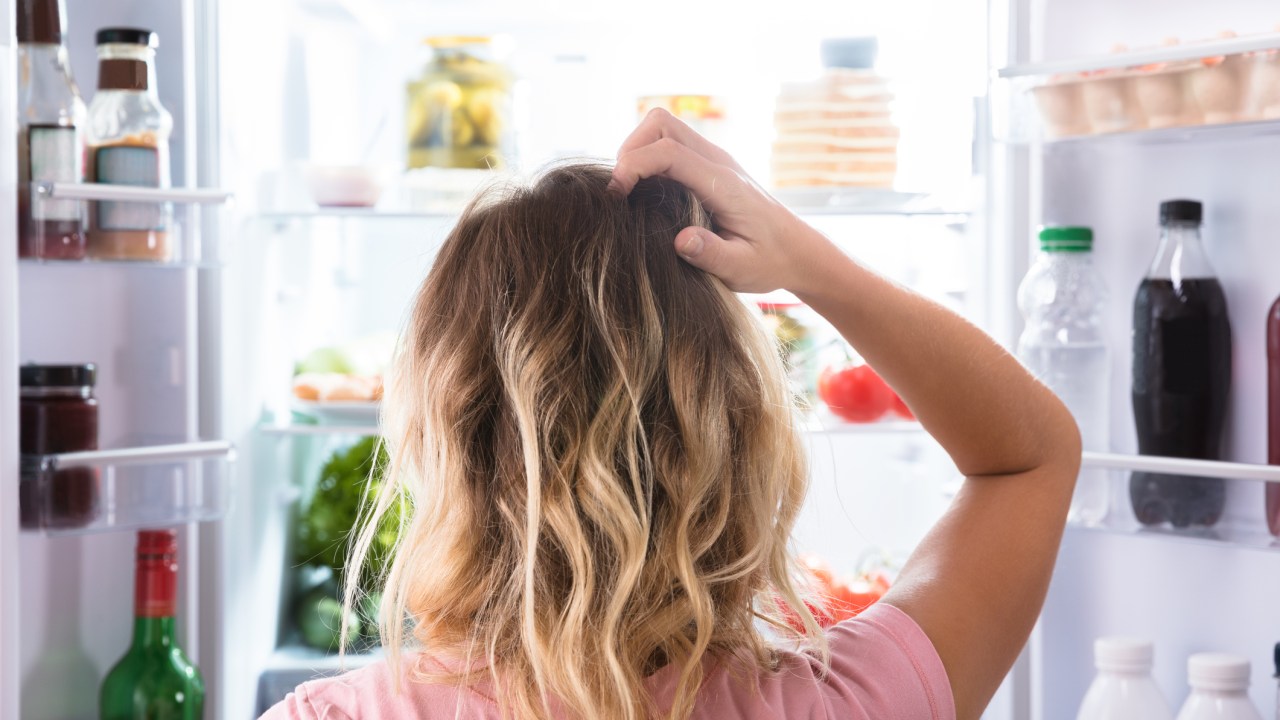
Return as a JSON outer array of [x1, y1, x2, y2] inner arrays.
[[1095, 637, 1155, 672], [1187, 653, 1251, 691]]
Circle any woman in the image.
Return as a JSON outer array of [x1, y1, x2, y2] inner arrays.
[[264, 111, 1079, 720]]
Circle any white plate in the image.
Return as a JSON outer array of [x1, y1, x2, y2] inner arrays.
[[293, 400, 380, 425]]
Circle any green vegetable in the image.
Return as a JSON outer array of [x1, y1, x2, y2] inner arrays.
[[297, 585, 361, 651], [294, 437, 401, 593], [294, 346, 355, 376]]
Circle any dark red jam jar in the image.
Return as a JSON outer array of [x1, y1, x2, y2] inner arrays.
[[19, 363, 101, 528]]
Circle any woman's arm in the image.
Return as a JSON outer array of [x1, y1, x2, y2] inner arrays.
[[612, 109, 1080, 720]]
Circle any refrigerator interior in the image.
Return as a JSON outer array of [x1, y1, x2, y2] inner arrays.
[[1003, 0, 1280, 716], [214, 0, 990, 716]]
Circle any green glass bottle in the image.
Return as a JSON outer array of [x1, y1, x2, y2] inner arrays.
[[100, 529, 205, 720]]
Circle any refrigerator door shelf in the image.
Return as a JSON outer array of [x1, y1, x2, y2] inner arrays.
[[27, 182, 232, 266], [1065, 452, 1280, 552], [18, 440, 235, 536], [994, 32, 1280, 145]]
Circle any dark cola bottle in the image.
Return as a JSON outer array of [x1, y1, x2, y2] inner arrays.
[[1130, 200, 1231, 529]]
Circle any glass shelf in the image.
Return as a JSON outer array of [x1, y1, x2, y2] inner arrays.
[[803, 418, 925, 435], [260, 422, 380, 437], [18, 257, 222, 270], [254, 208, 455, 222], [20, 440, 235, 536], [773, 188, 969, 218]]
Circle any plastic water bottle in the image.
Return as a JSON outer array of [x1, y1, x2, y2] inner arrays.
[[1077, 637, 1174, 720], [1176, 654, 1264, 720], [1017, 226, 1109, 525]]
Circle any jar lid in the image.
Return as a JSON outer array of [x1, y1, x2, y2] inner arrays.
[[1093, 637, 1153, 672], [20, 363, 97, 388], [1187, 653, 1251, 691], [1038, 226, 1093, 252], [820, 37, 880, 70], [17, 0, 64, 45], [96, 27, 158, 48]]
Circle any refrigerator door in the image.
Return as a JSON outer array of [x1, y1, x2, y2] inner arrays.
[[994, 0, 1280, 717], [1, 4, 21, 719]]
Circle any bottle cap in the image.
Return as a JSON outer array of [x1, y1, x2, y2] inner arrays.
[[1038, 226, 1093, 252], [821, 37, 880, 70], [17, 0, 64, 44], [137, 529, 178, 557], [1160, 199, 1202, 226], [1187, 653, 1251, 691], [96, 27, 158, 48], [1094, 637, 1154, 672], [19, 363, 96, 388]]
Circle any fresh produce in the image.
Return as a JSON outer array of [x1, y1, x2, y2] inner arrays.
[[817, 361, 895, 423], [782, 555, 892, 631], [294, 437, 400, 593], [293, 438, 401, 651], [297, 584, 361, 652]]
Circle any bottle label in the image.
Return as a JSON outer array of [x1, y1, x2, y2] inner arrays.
[[93, 145, 165, 232], [135, 554, 177, 617], [28, 126, 80, 221]]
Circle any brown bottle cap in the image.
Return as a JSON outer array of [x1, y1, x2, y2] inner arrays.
[[17, 0, 64, 44]]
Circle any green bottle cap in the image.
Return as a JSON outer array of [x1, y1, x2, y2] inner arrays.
[[1038, 226, 1093, 252]]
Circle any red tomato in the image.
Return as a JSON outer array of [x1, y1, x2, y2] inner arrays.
[[818, 363, 894, 423], [889, 391, 915, 420]]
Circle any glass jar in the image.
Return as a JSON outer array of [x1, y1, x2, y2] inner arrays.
[[16, 0, 87, 260], [19, 363, 100, 528], [405, 36, 513, 170], [85, 27, 174, 262]]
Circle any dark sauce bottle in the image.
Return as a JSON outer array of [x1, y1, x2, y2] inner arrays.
[[16, 0, 86, 259], [1130, 200, 1231, 529]]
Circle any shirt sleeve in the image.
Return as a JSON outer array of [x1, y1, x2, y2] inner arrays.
[[823, 602, 957, 720]]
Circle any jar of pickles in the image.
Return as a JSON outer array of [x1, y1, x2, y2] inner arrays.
[[405, 36, 513, 170]]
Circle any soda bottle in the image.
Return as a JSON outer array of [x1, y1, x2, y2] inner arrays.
[[1131, 199, 1231, 528], [1017, 226, 1109, 525]]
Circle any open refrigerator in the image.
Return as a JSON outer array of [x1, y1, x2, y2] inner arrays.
[[3, 0, 1280, 719]]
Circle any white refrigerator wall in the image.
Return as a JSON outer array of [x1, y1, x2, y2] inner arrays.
[[1028, 0, 1280, 716], [12, 1, 214, 719]]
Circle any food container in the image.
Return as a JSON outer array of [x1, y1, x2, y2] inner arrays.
[[19, 363, 100, 528], [998, 33, 1280, 142], [1249, 49, 1280, 119], [1190, 52, 1254, 124], [637, 95, 727, 142], [1080, 70, 1146, 134], [305, 165, 387, 208], [1031, 78, 1090, 138], [405, 36, 513, 170], [1132, 61, 1200, 128]]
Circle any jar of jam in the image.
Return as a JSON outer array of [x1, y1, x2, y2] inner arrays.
[[19, 363, 100, 528]]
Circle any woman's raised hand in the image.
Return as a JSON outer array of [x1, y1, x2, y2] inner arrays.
[[610, 109, 830, 295]]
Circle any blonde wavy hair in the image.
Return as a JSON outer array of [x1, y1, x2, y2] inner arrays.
[[345, 162, 823, 720]]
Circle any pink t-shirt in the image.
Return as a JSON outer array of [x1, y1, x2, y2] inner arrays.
[[261, 603, 954, 720]]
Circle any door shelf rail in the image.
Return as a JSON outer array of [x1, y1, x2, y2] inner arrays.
[[20, 440, 235, 536], [1081, 451, 1280, 484], [35, 181, 233, 205]]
